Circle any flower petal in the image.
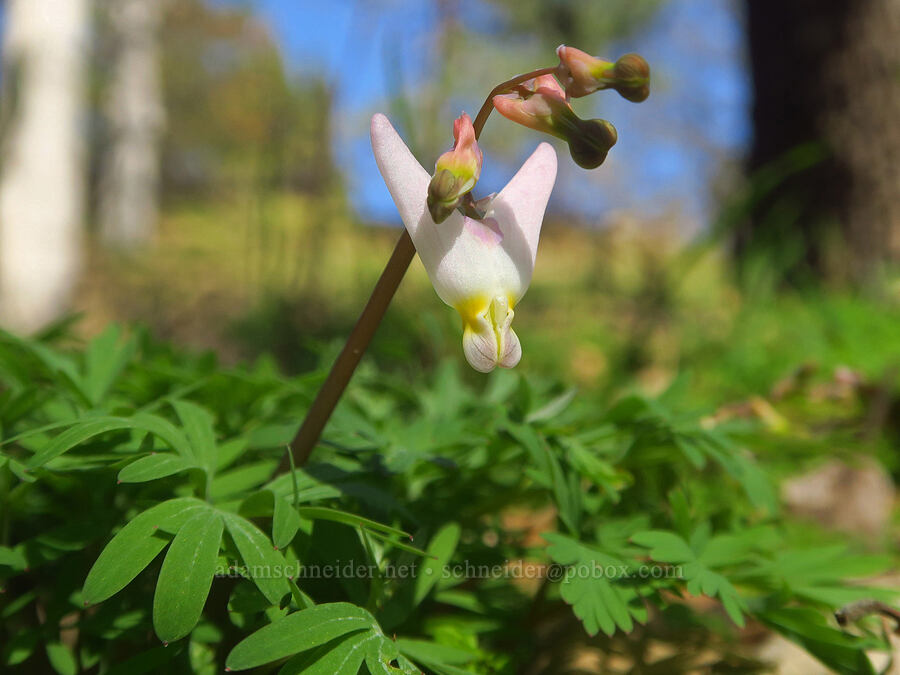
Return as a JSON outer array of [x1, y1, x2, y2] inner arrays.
[[461, 296, 521, 372], [490, 142, 557, 294], [370, 113, 431, 239], [371, 114, 554, 373], [371, 114, 522, 308]]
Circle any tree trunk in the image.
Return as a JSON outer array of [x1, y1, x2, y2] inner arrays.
[[99, 0, 165, 248], [737, 0, 900, 283], [0, 0, 90, 332]]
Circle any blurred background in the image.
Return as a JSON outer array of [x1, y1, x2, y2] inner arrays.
[[0, 0, 898, 399], [2, 4, 900, 671]]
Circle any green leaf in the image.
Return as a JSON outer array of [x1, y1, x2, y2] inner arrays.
[[296, 506, 410, 540], [83, 498, 209, 605], [396, 639, 476, 665], [685, 568, 746, 627], [288, 579, 316, 610], [27, 414, 193, 468], [0, 545, 27, 570], [228, 581, 274, 614], [544, 533, 642, 637], [1, 590, 35, 618], [632, 530, 747, 627], [674, 435, 706, 469], [83, 323, 135, 406], [525, 388, 577, 423], [225, 603, 374, 670], [547, 447, 580, 534], [45, 642, 77, 675], [2, 630, 37, 666], [153, 509, 224, 643], [279, 631, 374, 675], [117, 453, 195, 483], [366, 634, 417, 675], [630, 530, 695, 563], [27, 417, 132, 469], [216, 436, 247, 471], [414, 523, 460, 606], [129, 412, 195, 460], [759, 607, 877, 675], [505, 423, 552, 480], [0, 330, 87, 403], [171, 400, 217, 469], [105, 644, 185, 675], [209, 460, 277, 500], [7, 458, 35, 482], [272, 496, 301, 550], [224, 513, 291, 605]]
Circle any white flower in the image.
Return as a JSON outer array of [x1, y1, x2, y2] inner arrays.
[[370, 113, 557, 372]]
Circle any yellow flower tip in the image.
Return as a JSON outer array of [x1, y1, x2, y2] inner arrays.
[[460, 295, 521, 373]]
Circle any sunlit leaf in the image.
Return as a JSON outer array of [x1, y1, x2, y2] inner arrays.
[[117, 453, 195, 483], [225, 603, 374, 670], [153, 509, 224, 643], [224, 513, 291, 605], [83, 498, 209, 605]]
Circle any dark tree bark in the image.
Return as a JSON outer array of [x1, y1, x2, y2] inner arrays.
[[737, 0, 900, 283]]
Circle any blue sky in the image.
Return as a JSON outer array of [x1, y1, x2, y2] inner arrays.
[[3, 0, 751, 228], [222, 0, 751, 228]]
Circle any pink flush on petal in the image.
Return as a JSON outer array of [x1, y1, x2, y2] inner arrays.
[[464, 217, 503, 246]]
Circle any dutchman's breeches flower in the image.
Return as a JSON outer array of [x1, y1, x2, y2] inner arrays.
[[371, 113, 557, 373]]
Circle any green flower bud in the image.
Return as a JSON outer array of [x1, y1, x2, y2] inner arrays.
[[567, 118, 617, 169], [612, 53, 650, 103], [428, 169, 467, 224]]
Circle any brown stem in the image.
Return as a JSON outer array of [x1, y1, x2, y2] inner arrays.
[[278, 230, 416, 471], [277, 64, 557, 473]]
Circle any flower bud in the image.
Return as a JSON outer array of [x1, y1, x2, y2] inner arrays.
[[427, 113, 483, 224], [555, 45, 614, 98], [493, 74, 617, 169], [567, 118, 617, 169], [492, 74, 574, 140], [556, 45, 650, 102], [611, 53, 650, 103]]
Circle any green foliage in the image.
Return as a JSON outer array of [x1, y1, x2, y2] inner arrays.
[[0, 325, 895, 673]]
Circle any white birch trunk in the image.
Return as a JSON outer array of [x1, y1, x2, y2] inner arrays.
[[0, 0, 90, 332], [99, 0, 165, 248]]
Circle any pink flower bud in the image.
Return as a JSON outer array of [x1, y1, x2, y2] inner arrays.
[[555, 45, 615, 98], [493, 74, 617, 169], [556, 45, 650, 102], [492, 75, 575, 140], [427, 113, 484, 223]]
